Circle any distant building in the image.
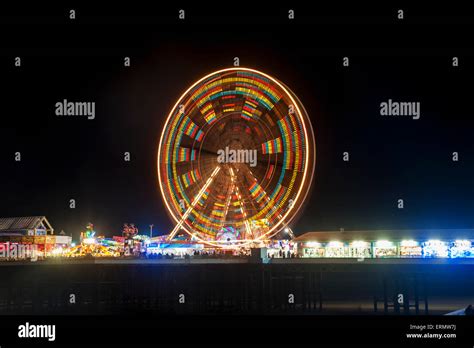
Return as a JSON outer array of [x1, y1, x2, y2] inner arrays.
[[0, 216, 54, 237], [295, 229, 474, 258], [0, 216, 71, 257]]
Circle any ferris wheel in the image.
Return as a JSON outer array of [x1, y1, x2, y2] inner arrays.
[[157, 67, 315, 247]]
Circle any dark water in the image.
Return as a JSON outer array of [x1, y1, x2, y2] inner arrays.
[[0, 260, 473, 315]]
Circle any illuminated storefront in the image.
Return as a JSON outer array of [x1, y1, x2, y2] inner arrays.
[[325, 241, 346, 257], [267, 240, 297, 258], [146, 242, 204, 257], [373, 240, 397, 258], [349, 241, 371, 258], [295, 231, 474, 259], [0, 216, 70, 260], [422, 240, 449, 258], [302, 241, 325, 257], [400, 240, 422, 257], [449, 240, 474, 258]]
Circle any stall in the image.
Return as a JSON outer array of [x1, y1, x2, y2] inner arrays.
[[422, 240, 449, 258], [301, 241, 325, 258], [399, 240, 422, 257], [146, 242, 204, 258], [266, 240, 296, 258], [349, 241, 371, 258], [325, 241, 346, 257], [373, 240, 397, 258], [449, 240, 474, 258]]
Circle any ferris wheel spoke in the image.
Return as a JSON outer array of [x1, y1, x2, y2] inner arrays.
[[245, 169, 272, 222], [244, 163, 291, 234], [218, 167, 237, 232], [232, 169, 264, 240], [167, 166, 221, 240]]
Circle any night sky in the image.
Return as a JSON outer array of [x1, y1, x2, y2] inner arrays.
[[1, 4, 474, 241]]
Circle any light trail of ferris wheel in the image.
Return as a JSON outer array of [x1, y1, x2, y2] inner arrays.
[[157, 67, 316, 247], [228, 166, 254, 240], [220, 167, 236, 230], [167, 166, 221, 241], [235, 184, 253, 240]]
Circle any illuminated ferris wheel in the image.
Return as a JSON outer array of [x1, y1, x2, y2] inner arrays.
[[157, 67, 315, 247]]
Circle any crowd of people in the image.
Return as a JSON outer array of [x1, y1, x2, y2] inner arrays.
[[145, 247, 294, 259], [267, 249, 297, 259]]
